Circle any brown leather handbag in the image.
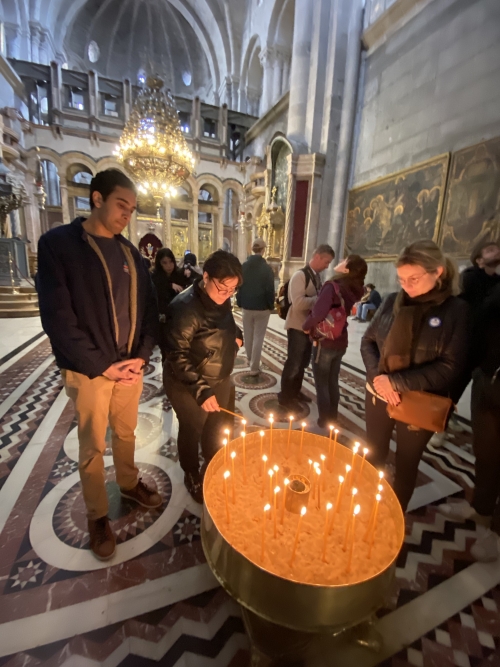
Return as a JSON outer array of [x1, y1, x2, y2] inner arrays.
[[386, 390, 454, 433]]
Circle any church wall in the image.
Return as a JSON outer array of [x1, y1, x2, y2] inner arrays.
[[351, 0, 500, 294]]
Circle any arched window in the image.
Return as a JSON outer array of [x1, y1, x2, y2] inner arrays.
[[198, 188, 213, 202], [41, 160, 61, 206], [72, 171, 93, 185]]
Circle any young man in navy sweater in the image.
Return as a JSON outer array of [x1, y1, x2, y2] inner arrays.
[[38, 169, 159, 561]]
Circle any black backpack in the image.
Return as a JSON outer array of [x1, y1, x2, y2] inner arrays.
[[276, 267, 312, 320]]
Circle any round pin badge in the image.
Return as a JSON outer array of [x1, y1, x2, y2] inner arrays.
[[429, 317, 442, 328]]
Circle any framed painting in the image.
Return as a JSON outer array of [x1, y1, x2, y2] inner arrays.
[[344, 154, 450, 260], [439, 136, 500, 258]]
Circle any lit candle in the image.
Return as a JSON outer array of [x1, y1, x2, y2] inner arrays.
[[241, 419, 247, 438], [330, 475, 344, 535], [259, 430, 265, 457], [281, 478, 290, 525], [316, 467, 322, 509], [261, 455, 268, 496], [269, 414, 274, 458], [230, 451, 236, 503], [365, 491, 382, 541], [328, 426, 334, 466], [273, 486, 280, 538], [322, 502, 333, 561], [359, 447, 369, 477], [290, 506, 307, 567], [344, 463, 352, 491], [268, 468, 274, 503], [312, 462, 319, 499], [261, 503, 271, 561], [368, 494, 382, 558], [346, 504, 361, 573], [344, 487, 358, 549], [223, 471, 230, 523], [222, 438, 228, 465], [224, 428, 230, 443], [287, 415, 294, 457], [333, 428, 339, 460], [241, 431, 247, 483], [308, 459, 313, 477], [350, 442, 360, 474], [273, 464, 280, 489], [299, 422, 306, 461], [320, 454, 327, 491]]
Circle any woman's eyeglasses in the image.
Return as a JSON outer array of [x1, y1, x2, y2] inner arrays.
[[211, 278, 237, 296], [397, 272, 429, 288]]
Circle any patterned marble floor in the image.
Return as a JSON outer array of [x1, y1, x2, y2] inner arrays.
[[0, 315, 498, 667]]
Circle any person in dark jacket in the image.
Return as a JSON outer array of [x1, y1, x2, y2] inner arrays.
[[361, 240, 469, 512], [236, 238, 275, 376], [181, 252, 203, 286], [37, 169, 160, 561], [438, 283, 500, 562], [354, 284, 382, 322], [460, 240, 500, 313], [303, 255, 367, 428], [163, 250, 243, 503], [151, 247, 187, 317]]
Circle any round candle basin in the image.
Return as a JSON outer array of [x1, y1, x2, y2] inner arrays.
[[201, 430, 404, 634]]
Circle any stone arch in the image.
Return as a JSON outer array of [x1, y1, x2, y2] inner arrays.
[[267, 0, 294, 46], [60, 152, 96, 175], [195, 174, 223, 203]]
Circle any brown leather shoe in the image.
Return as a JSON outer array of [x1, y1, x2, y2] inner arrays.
[[88, 516, 116, 561], [120, 479, 162, 509]]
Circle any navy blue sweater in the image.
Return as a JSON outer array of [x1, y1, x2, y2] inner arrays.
[[37, 217, 157, 379]]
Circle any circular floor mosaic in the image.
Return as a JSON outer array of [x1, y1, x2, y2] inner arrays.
[[249, 393, 310, 422], [233, 356, 249, 369], [232, 371, 277, 390], [140, 382, 164, 403], [142, 363, 156, 377], [52, 463, 172, 549]]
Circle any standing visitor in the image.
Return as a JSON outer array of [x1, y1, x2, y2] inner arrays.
[[236, 238, 275, 376], [460, 240, 500, 313], [182, 252, 203, 286], [277, 244, 335, 413], [37, 169, 160, 561], [163, 250, 243, 504], [151, 248, 187, 355], [303, 255, 367, 428], [361, 241, 468, 512], [437, 287, 500, 561]]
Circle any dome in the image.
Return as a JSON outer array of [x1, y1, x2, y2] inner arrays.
[[65, 0, 212, 98]]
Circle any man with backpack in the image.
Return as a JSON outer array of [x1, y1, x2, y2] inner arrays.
[[277, 244, 335, 412]]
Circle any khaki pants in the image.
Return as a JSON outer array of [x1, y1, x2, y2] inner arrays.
[[62, 370, 143, 520], [242, 309, 271, 373]]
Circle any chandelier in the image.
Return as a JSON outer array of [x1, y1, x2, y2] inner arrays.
[[115, 75, 195, 215]]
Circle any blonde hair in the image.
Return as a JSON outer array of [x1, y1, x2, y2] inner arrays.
[[396, 240, 458, 294]]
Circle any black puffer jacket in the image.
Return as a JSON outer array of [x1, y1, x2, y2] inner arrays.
[[361, 293, 469, 396], [163, 281, 242, 405]]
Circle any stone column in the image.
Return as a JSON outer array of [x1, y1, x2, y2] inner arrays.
[[29, 23, 41, 63], [279, 154, 298, 285], [191, 200, 199, 257], [282, 53, 291, 94], [287, 0, 314, 150], [259, 47, 275, 115], [237, 219, 247, 263], [59, 176, 71, 225], [272, 51, 283, 102], [163, 200, 172, 249], [128, 210, 138, 248], [216, 204, 224, 250], [5, 25, 21, 60]]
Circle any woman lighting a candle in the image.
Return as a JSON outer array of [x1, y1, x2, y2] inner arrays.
[[163, 250, 243, 504]]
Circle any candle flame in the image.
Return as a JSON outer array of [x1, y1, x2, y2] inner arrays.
[[289, 415, 294, 421], [224, 471, 230, 479], [339, 475, 344, 483], [269, 417, 274, 423], [316, 468, 321, 476], [313, 461, 319, 468], [378, 484, 383, 492], [334, 428, 339, 434], [274, 486, 280, 494], [346, 464, 351, 473], [320, 454, 326, 462], [376, 493, 381, 501], [301, 421, 306, 427], [329, 425, 334, 431], [224, 429, 230, 435], [222, 439, 227, 446], [241, 419, 246, 425], [326, 502, 333, 510], [259, 430, 265, 437], [300, 506, 307, 516], [363, 447, 369, 455], [352, 487, 358, 496], [353, 443, 360, 453], [284, 478, 290, 486], [268, 469, 274, 477], [273, 464, 279, 472], [231, 451, 236, 460], [354, 504, 360, 515], [379, 471, 384, 479], [262, 454, 268, 462], [269, 413, 273, 418], [240, 431, 246, 438], [308, 459, 312, 465], [264, 504, 271, 512]]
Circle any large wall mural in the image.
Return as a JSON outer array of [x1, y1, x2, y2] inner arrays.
[[439, 137, 500, 257], [345, 155, 450, 259]]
